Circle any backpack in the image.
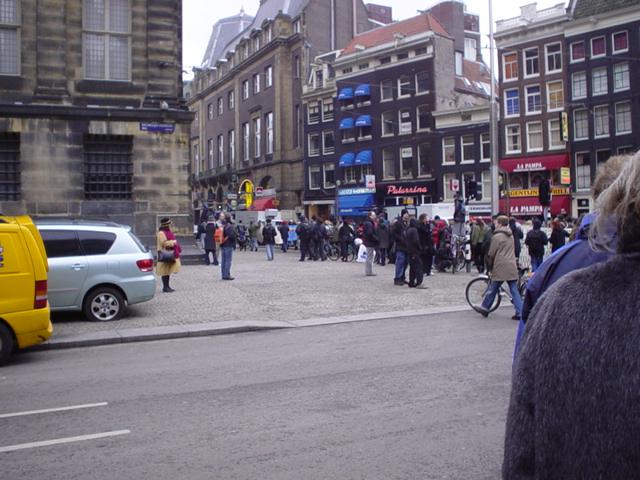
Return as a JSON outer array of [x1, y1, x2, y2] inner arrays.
[[263, 224, 275, 242], [237, 225, 247, 241], [214, 226, 226, 245]]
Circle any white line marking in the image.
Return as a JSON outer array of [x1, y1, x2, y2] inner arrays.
[[0, 430, 130, 453], [0, 402, 108, 419]]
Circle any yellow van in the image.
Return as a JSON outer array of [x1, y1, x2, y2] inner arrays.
[[0, 215, 52, 365]]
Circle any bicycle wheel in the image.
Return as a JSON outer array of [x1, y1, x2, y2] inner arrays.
[[328, 244, 340, 261], [349, 244, 358, 262], [454, 250, 466, 273], [465, 277, 501, 313]]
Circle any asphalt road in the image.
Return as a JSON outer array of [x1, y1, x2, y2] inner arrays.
[[1, 310, 516, 480]]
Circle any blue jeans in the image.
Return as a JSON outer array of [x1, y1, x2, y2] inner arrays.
[[220, 246, 233, 279], [250, 237, 258, 251], [481, 280, 522, 318], [266, 243, 274, 261], [531, 255, 543, 273], [395, 250, 407, 281]]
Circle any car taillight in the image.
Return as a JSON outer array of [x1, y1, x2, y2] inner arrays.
[[34, 280, 48, 309], [136, 259, 154, 272]]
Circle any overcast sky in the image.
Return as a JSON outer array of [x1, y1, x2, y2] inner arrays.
[[183, 0, 565, 79]]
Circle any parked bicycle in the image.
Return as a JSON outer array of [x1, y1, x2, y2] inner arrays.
[[465, 268, 530, 313], [451, 234, 468, 274], [327, 241, 357, 262]]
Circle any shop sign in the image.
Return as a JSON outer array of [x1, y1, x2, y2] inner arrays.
[[467, 204, 491, 214], [365, 175, 376, 189], [140, 122, 175, 134], [384, 184, 429, 196], [513, 162, 545, 172], [255, 188, 276, 198], [339, 187, 376, 196], [509, 186, 570, 198], [560, 167, 571, 185]]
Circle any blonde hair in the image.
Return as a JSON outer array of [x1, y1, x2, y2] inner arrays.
[[592, 153, 640, 253], [592, 155, 633, 200]]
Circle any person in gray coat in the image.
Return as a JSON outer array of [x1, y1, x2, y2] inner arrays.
[[503, 156, 640, 479], [376, 215, 390, 266]]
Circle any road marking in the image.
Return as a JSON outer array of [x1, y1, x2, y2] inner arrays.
[[0, 430, 130, 453], [0, 402, 108, 419]]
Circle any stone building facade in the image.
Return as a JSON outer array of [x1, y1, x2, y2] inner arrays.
[[0, 0, 192, 244]]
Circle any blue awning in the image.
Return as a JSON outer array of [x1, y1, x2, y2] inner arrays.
[[337, 193, 375, 216], [338, 88, 354, 100], [354, 84, 371, 97], [339, 152, 355, 167], [339, 118, 355, 130], [355, 115, 372, 127], [355, 150, 373, 165]]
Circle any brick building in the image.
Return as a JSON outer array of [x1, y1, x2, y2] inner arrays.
[[0, 0, 192, 244]]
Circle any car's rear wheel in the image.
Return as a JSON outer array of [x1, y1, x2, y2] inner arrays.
[[83, 287, 125, 322], [0, 322, 15, 366]]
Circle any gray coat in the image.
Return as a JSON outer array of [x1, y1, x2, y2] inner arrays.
[[377, 222, 391, 249], [486, 226, 518, 281], [504, 254, 640, 479]]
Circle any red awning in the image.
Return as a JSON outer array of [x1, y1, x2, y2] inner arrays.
[[500, 154, 569, 173], [500, 195, 571, 217], [249, 197, 276, 211]]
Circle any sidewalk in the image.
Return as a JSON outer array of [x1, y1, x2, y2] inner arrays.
[[40, 246, 480, 349]]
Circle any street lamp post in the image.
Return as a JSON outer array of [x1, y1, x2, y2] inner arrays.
[[489, 0, 500, 216]]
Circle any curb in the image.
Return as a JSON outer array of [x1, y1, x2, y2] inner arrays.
[[30, 305, 472, 352]]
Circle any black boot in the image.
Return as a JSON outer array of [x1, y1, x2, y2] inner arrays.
[[162, 275, 174, 293]]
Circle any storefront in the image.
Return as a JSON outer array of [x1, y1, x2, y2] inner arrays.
[[376, 181, 436, 208], [337, 187, 376, 218], [500, 186, 572, 217]]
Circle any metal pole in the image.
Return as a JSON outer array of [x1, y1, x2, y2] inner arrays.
[[489, 0, 500, 215]]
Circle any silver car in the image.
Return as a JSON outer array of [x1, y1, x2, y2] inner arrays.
[[37, 220, 156, 321]]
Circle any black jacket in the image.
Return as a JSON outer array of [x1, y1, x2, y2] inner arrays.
[[417, 222, 433, 254], [338, 223, 354, 242], [221, 222, 236, 248], [262, 224, 276, 245], [204, 222, 217, 250], [525, 229, 548, 257], [363, 220, 379, 248], [392, 220, 408, 252], [550, 228, 569, 252], [278, 224, 289, 242], [405, 221, 421, 256]]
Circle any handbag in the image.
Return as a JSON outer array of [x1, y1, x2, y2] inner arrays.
[[158, 249, 176, 263]]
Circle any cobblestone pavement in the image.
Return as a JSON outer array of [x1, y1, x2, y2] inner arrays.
[[52, 246, 481, 337]]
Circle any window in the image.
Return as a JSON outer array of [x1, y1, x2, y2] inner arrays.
[[357, 63, 369, 70], [524, 48, 539, 77], [575, 152, 591, 190], [545, 43, 562, 73], [618, 146, 635, 155], [341, 67, 352, 75], [574, 110, 589, 140], [77, 231, 117, 256], [400, 147, 413, 178], [614, 63, 630, 91], [228, 130, 235, 165], [294, 55, 300, 78], [307, 102, 320, 124], [83, 0, 131, 80], [572, 72, 586, 99], [505, 125, 521, 154], [504, 89, 520, 116], [615, 102, 632, 134], [0, 0, 20, 75], [398, 76, 412, 97], [242, 123, 249, 162], [465, 37, 477, 60], [442, 137, 455, 164], [228, 91, 235, 110], [481, 133, 490, 161], [343, 166, 357, 183], [418, 143, 432, 177], [264, 65, 273, 88], [207, 138, 214, 168], [322, 130, 334, 155], [481, 170, 491, 201], [570, 41, 585, 62], [253, 117, 261, 158], [265, 112, 274, 155], [443, 173, 457, 201], [217, 135, 224, 166], [397, 52, 408, 60], [548, 119, 564, 149], [341, 126, 355, 143], [295, 105, 301, 148], [415, 47, 427, 56], [41, 231, 83, 258], [265, 24, 272, 42], [308, 132, 320, 156], [217, 97, 223, 116], [381, 80, 394, 101], [207, 103, 214, 120], [322, 98, 334, 122], [592, 68, 608, 96], [253, 35, 261, 52], [383, 148, 395, 179], [242, 80, 249, 99], [379, 56, 391, 65], [0, 132, 20, 200], [323, 163, 335, 188], [526, 122, 543, 152], [547, 81, 564, 111], [83, 134, 133, 199], [594, 105, 609, 138], [461, 135, 475, 162], [309, 165, 321, 189], [591, 36, 605, 58], [399, 109, 412, 134], [416, 71, 429, 93], [417, 105, 429, 130], [293, 19, 301, 34], [612, 31, 628, 53], [253, 73, 261, 94], [525, 85, 541, 114], [503, 52, 518, 80], [381, 111, 394, 136], [596, 150, 611, 165]]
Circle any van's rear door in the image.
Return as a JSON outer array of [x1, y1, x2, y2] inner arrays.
[[0, 226, 34, 314]]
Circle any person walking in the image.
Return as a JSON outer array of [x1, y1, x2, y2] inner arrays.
[[406, 218, 426, 288], [262, 218, 277, 261], [503, 156, 640, 479], [549, 218, 570, 252], [392, 210, 410, 285], [363, 211, 379, 276], [278, 221, 290, 253], [236, 221, 248, 251], [509, 217, 524, 263], [218, 212, 236, 280], [296, 216, 311, 261], [476, 215, 522, 320], [307, 216, 319, 261], [470, 218, 486, 273], [156, 217, 181, 293], [203, 215, 219, 266], [524, 218, 548, 272], [338, 219, 354, 262], [376, 215, 390, 266], [315, 217, 327, 261], [248, 221, 259, 252], [417, 213, 433, 277]]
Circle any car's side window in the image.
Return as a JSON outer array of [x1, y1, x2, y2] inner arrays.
[[78, 231, 117, 255], [40, 230, 83, 258]]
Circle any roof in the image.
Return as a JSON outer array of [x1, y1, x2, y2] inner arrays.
[[201, 11, 254, 68], [570, 0, 640, 19], [455, 59, 493, 97], [341, 13, 450, 56]]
